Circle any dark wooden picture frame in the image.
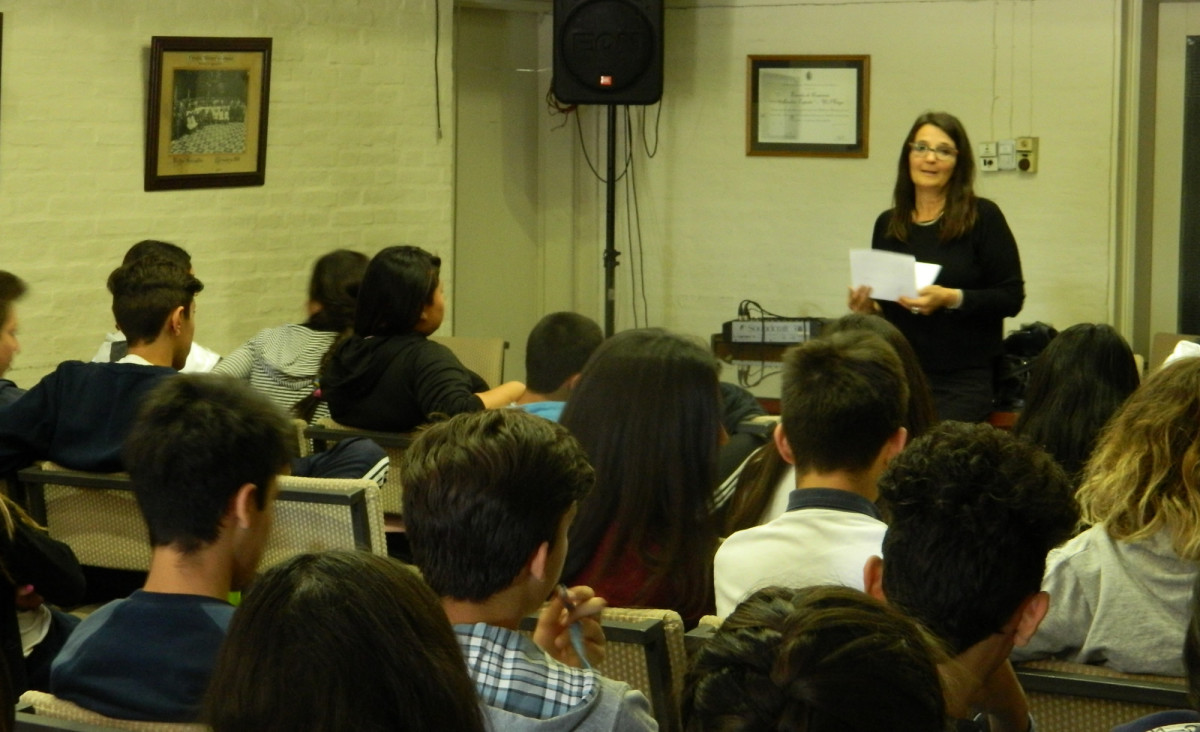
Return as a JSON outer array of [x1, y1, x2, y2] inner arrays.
[[145, 36, 272, 191], [746, 55, 869, 158]]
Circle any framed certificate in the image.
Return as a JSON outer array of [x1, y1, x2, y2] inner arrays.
[[746, 55, 869, 158]]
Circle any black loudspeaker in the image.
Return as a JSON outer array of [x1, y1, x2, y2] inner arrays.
[[553, 0, 663, 105]]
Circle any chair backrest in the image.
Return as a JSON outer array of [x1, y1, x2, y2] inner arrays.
[[598, 607, 687, 732], [290, 417, 312, 458], [18, 465, 386, 572], [521, 607, 686, 732], [16, 711, 116, 732], [1015, 659, 1190, 732], [1149, 332, 1200, 373], [685, 615, 721, 657], [261, 475, 388, 566], [430, 335, 508, 387], [18, 691, 205, 732], [306, 418, 411, 514]]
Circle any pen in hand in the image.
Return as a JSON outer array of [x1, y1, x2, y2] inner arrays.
[[557, 583, 593, 669]]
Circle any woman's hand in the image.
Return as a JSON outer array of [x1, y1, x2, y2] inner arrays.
[[898, 285, 962, 316], [848, 286, 880, 314]]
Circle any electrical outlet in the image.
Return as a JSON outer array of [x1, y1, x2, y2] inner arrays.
[[978, 142, 998, 173], [1016, 136, 1039, 173]]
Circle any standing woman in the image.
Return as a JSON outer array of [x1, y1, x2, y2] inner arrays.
[[561, 328, 723, 625], [321, 246, 524, 432], [850, 111, 1025, 422]]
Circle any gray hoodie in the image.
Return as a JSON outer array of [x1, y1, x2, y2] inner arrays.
[[483, 676, 658, 732]]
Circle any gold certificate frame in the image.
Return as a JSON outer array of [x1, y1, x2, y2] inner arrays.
[[747, 55, 869, 158], [145, 36, 272, 191]]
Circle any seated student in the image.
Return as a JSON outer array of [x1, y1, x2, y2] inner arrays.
[[515, 311, 603, 422], [400, 409, 657, 731], [713, 331, 908, 617], [1112, 573, 1200, 732], [322, 246, 525, 432], [1012, 323, 1139, 487], [1013, 356, 1200, 676], [682, 585, 947, 732], [91, 240, 220, 372], [50, 374, 290, 722], [718, 313, 936, 534], [0, 272, 26, 407], [714, 381, 770, 486], [204, 551, 487, 732], [561, 328, 723, 625], [0, 258, 387, 485], [0, 494, 84, 696], [0, 258, 201, 474], [214, 249, 368, 423], [864, 422, 1080, 732]]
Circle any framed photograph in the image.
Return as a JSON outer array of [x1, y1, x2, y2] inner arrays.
[[746, 55, 869, 158], [145, 36, 272, 191]]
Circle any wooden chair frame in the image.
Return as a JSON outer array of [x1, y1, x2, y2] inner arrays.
[[18, 465, 385, 570], [1015, 663, 1189, 707]]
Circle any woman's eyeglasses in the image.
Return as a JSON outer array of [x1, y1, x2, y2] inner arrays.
[[908, 142, 958, 161]]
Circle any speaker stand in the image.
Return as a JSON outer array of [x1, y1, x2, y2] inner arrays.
[[603, 104, 618, 337]]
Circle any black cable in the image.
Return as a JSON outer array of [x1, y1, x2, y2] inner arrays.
[[629, 108, 649, 323], [624, 107, 638, 326], [546, 88, 576, 131], [433, 0, 442, 139], [640, 101, 662, 158], [738, 300, 789, 320], [574, 106, 634, 184]]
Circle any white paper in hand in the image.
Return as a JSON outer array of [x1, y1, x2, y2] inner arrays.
[[849, 250, 942, 302]]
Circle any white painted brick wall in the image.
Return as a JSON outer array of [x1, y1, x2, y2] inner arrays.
[[0, 0, 455, 387]]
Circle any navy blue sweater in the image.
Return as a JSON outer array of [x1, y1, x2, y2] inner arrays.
[[0, 361, 174, 474]]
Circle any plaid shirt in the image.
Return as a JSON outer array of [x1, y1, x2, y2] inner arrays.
[[454, 622, 597, 720]]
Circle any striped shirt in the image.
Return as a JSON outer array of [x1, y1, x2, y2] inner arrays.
[[213, 323, 336, 422]]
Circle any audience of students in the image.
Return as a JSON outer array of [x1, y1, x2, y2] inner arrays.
[[401, 409, 657, 731], [215, 249, 368, 423], [713, 331, 908, 616], [719, 313, 935, 535], [204, 550, 488, 732], [0, 257, 385, 485], [50, 374, 290, 722], [0, 273, 27, 407], [866, 421, 1079, 732], [561, 328, 723, 625], [514, 311, 604, 422], [90, 240, 221, 372], [8, 236, 1196, 727], [321, 245, 524, 431], [683, 585, 947, 732], [1012, 322, 1140, 486], [1014, 356, 1200, 676]]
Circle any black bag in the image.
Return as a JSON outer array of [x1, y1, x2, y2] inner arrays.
[[994, 322, 1058, 411]]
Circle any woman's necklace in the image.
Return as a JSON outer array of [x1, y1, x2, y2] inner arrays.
[[914, 201, 945, 226], [914, 209, 944, 226]]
